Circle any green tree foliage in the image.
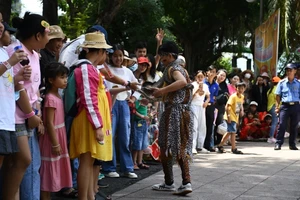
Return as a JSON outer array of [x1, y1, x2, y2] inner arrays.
[[160, 0, 254, 73], [213, 57, 232, 73], [107, 0, 166, 54]]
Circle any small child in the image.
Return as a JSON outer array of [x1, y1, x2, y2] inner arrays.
[[217, 82, 246, 154], [132, 96, 150, 170], [39, 62, 72, 199], [239, 112, 260, 140], [259, 114, 272, 139]]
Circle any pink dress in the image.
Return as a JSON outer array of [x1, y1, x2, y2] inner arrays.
[[227, 84, 236, 96], [39, 94, 72, 192]]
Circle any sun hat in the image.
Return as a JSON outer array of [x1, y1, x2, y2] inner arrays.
[[264, 113, 272, 120], [272, 76, 281, 83], [124, 50, 136, 62], [3, 22, 16, 34], [178, 55, 186, 63], [48, 25, 65, 40], [137, 57, 150, 65], [249, 101, 258, 106], [261, 72, 269, 78], [80, 32, 112, 49]]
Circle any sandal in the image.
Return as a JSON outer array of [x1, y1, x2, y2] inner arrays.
[[134, 164, 140, 170], [217, 146, 226, 153], [232, 148, 243, 154], [98, 190, 112, 200], [60, 188, 78, 198], [138, 163, 150, 169]]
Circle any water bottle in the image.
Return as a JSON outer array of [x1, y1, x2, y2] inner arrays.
[[14, 43, 30, 66]]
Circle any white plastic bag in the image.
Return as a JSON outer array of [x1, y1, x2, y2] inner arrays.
[[217, 121, 227, 135]]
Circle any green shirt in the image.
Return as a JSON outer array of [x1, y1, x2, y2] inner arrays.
[[134, 99, 147, 121]]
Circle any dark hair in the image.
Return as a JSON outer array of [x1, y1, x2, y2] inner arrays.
[[78, 48, 101, 59], [12, 12, 48, 41], [109, 44, 124, 66], [135, 42, 147, 51], [45, 62, 69, 92], [217, 69, 227, 75], [236, 82, 246, 88], [146, 54, 156, 79], [195, 70, 206, 77], [207, 65, 217, 72]]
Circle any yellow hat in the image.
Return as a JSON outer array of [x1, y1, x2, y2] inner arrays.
[[80, 32, 112, 49]]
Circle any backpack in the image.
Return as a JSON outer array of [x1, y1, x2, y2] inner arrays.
[[64, 60, 90, 117]]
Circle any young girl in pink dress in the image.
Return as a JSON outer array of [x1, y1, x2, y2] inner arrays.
[[39, 62, 72, 199]]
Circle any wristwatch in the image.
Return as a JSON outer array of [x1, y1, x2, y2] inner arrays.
[[3, 61, 12, 70]]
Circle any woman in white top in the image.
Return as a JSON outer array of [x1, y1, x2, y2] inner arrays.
[[191, 70, 210, 154]]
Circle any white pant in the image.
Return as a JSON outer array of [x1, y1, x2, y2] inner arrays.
[[191, 104, 206, 150]]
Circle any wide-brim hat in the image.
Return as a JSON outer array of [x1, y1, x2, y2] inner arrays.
[[48, 25, 65, 40], [80, 32, 112, 49]]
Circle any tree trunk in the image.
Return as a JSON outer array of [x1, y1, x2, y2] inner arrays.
[[0, 0, 12, 22], [96, 0, 125, 27], [43, 0, 58, 25]]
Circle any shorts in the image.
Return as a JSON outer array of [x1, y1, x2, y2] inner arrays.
[[0, 130, 19, 155], [15, 123, 34, 137], [226, 121, 237, 133], [131, 120, 148, 151]]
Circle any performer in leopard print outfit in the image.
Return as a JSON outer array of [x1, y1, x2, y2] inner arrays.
[[151, 41, 193, 196]]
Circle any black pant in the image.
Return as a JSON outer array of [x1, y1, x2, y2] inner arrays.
[[214, 104, 225, 145], [204, 104, 215, 149]]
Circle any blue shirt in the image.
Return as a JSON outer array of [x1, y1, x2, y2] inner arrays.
[[275, 78, 300, 102], [204, 79, 219, 103]]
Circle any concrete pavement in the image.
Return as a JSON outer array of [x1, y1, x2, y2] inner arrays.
[[112, 141, 300, 200]]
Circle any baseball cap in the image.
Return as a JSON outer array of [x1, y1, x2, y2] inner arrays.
[[90, 25, 113, 53], [249, 101, 258, 106], [272, 76, 281, 83], [3, 22, 16, 34], [137, 57, 150, 65], [124, 50, 136, 62], [285, 63, 297, 70]]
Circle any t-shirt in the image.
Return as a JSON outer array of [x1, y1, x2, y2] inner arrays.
[[106, 65, 140, 100], [191, 81, 210, 106], [0, 47, 15, 131], [134, 98, 147, 121], [224, 93, 244, 123], [7, 42, 41, 124], [267, 86, 277, 111]]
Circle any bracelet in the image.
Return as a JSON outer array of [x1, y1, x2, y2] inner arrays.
[[3, 61, 12, 70], [52, 144, 60, 148], [127, 81, 131, 87], [25, 111, 35, 119]]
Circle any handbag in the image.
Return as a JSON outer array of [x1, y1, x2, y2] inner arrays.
[[217, 121, 227, 135]]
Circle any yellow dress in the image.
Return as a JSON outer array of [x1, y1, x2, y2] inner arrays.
[[69, 75, 112, 161]]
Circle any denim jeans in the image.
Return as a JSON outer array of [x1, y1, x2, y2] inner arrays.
[[20, 131, 41, 200], [269, 105, 278, 138], [102, 100, 134, 173]]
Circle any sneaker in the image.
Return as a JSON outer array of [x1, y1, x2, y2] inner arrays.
[[105, 172, 120, 178], [123, 172, 138, 179], [173, 183, 192, 196], [98, 173, 105, 180], [152, 183, 176, 191], [267, 137, 276, 144], [232, 148, 243, 154], [192, 149, 197, 154], [197, 148, 209, 154]]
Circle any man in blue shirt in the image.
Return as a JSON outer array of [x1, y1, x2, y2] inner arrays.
[[274, 63, 300, 150], [204, 65, 219, 151]]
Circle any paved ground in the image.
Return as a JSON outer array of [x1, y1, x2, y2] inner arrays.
[[111, 141, 300, 200]]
